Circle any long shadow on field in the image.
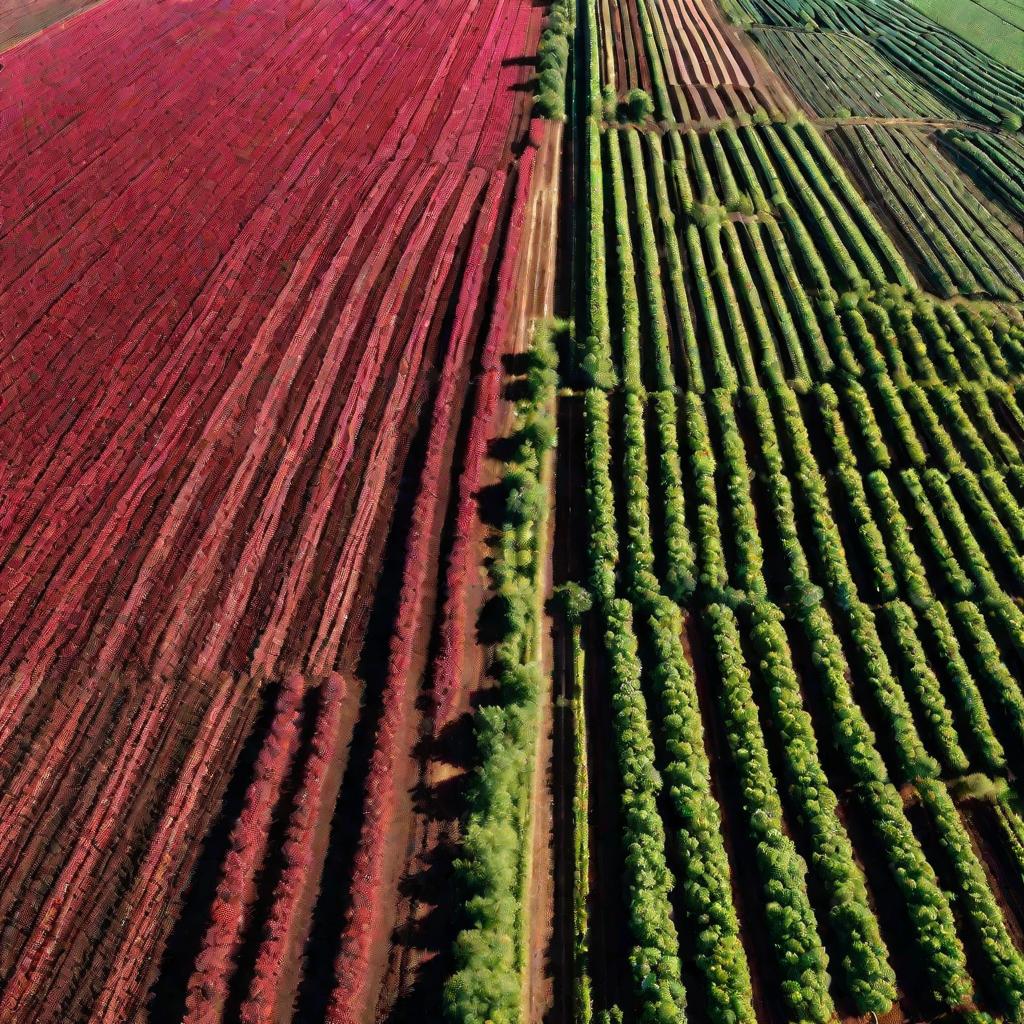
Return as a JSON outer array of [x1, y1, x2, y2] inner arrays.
[[148, 683, 281, 1023], [383, 733, 472, 1024], [291, 355, 437, 1023]]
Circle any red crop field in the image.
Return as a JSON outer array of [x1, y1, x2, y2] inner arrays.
[[0, 0, 550, 1016], [595, 0, 793, 121]]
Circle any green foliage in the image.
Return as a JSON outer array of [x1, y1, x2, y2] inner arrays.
[[606, 130, 642, 391], [644, 597, 755, 1024], [651, 391, 697, 601], [792, 601, 971, 1007], [570, 617, 592, 1024], [624, 131, 673, 391], [535, 0, 574, 120], [878, 600, 969, 774], [445, 332, 557, 1024], [816, 383, 898, 601], [950, 773, 1008, 802], [603, 599, 687, 1023], [710, 390, 765, 598], [953, 601, 1024, 749], [704, 602, 834, 1024], [553, 582, 593, 625], [583, 389, 618, 602], [621, 389, 661, 602], [919, 778, 1024, 1015], [646, 133, 703, 391], [620, 88, 655, 123], [683, 392, 728, 596], [745, 601, 897, 1014], [535, 89, 566, 120], [583, 119, 617, 389]]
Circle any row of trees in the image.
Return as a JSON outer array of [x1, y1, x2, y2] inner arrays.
[[183, 676, 305, 1024], [445, 325, 559, 1024]]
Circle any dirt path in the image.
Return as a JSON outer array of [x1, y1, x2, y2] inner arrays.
[[816, 114, 1009, 134], [627, 114, 1012, 138]]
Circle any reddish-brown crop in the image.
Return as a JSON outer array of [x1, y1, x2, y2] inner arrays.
[[0, 0, 541, 1014], [432, 145, 538, 728], [183, 674, 305, 1024], [239, 674, 347, 1024]]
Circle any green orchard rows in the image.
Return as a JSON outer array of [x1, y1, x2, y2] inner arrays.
[[572, 21, 1024, 1021]]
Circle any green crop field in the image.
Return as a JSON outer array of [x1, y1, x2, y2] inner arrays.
[[905, 0, 1024, 70]]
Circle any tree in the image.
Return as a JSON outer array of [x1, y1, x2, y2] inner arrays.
[[551, 582, 593, 624]]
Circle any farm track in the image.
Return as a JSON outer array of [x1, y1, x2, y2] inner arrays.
[[0, 0, 546, 1016], [513, 123, 564, 1024], [641, 115, 1016, 134]]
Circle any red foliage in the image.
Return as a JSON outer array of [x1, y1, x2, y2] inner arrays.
[[91, 675, 248, 1022], [238, 673, 347, 1024], [0, 0, 542, 707], [182, 673, 304, 1024], [0, 683, 172, 1019], [0, 0, 543, 1012], [323, 145, 538, 1024]]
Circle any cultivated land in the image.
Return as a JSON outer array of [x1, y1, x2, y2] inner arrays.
[[1, 0, 1024, 1021], [0, 0, 546, 1019], [902, 0, 1024, 73]]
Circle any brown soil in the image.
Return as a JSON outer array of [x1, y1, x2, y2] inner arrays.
[[1, 671, 258, 1024], [547, 394, 586, 1024], [521, 123, 565, 1024], [0, 0, 108, 52], [962, 802, 1024, 947], [709, 0, 797, 113]]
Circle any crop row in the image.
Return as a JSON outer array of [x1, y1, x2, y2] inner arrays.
[[0, 0, 547, 1013], [594, 0, 791, 122], [833, 124, 1024, 301], [0, 672, 253, 1021], [727, 0, 1024, 127], [0, 0, 543, 696], [941, 129, 1024, 223], [241, 675, 346, 1024], [326, 166, 517, 1024], [578, 370, 1024, 1013], [183, 675, 305, 1024], [749, 27, 956, 120], [585, 118, 1024, 396]]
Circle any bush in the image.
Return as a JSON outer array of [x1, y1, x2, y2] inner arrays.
[[535, 89, 565, 120], [535, 0, 573, 121], [620, 88, 654, 124]]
